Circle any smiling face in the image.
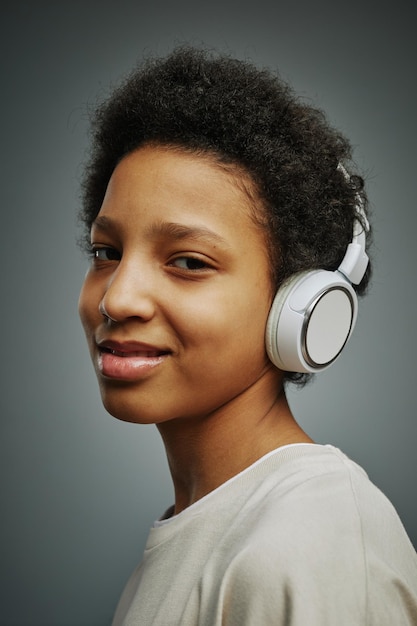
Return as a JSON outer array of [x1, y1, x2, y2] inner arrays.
[[78, 144, 280, 425]]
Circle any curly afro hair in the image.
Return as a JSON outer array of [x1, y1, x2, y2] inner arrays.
[[80, 46, 371, 386]]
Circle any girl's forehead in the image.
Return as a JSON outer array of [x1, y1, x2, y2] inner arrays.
[[99, 145, 266, 236]]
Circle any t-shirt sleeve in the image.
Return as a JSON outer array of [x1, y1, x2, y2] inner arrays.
[[216, 470, 417, 625]]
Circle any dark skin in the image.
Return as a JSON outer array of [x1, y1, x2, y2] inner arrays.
[[78, 145, 313, 516], [160, 377, 313, 515]]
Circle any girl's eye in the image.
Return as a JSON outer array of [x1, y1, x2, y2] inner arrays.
[[92, 247, 121, 262], [170, 256, 211, 271]]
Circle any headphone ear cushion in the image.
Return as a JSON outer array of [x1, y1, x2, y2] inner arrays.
[[266, 270, 358, 373]]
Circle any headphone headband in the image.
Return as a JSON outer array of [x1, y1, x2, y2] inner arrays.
[[336, 163, 369, 285]]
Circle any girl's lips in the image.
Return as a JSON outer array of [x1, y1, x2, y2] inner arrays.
[[96, 340, 171, 380]]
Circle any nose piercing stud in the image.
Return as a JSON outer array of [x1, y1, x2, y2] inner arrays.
[[99, 301, 117, 322]]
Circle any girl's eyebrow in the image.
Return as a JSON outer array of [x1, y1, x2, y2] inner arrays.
[[92, 215, 230, 248], [146, 221, 230, 247], [91, 215, 114, 233]]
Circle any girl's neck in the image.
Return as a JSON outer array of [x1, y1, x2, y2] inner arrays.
[[157, 369, 313, 515]]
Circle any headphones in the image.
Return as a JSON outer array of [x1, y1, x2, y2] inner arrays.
[[265, 164, 369, 374]]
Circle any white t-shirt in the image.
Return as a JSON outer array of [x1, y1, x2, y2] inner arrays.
[[113, 444, 417, 625]]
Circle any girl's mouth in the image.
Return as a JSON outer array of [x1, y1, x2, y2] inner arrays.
[[97, 340, 171, 380]]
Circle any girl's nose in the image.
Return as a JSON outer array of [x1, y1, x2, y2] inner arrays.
[[98, 261, 157, 324]]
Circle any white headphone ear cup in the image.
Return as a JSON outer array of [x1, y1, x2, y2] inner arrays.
[[266, 273, 305, 370], [266, 270, 358, 373]]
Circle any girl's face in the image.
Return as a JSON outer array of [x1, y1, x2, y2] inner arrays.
[[78, 145, 278, 425]]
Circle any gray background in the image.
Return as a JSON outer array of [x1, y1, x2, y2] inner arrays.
[[1, 1, 416, 624]]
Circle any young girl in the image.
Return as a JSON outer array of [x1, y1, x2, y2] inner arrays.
[[78, 47, 417, 625]]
